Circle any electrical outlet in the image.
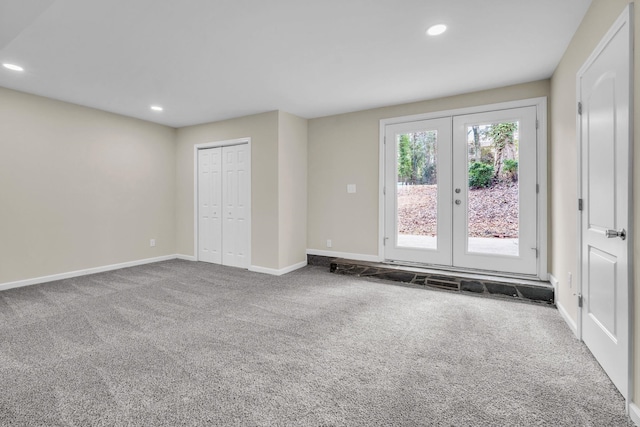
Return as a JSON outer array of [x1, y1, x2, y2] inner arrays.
[[326, 239, 332, 248], [150, 239, 156, 247], [568, 272, 572, 288]]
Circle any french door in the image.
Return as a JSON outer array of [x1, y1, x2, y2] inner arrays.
[[384, 117, 453, 265], [384, 106, 539, 276]]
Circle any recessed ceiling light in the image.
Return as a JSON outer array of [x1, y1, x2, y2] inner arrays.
[[150, 105, 163, 112], [3, 63, 24, 72], [427, 24, 447, 36]]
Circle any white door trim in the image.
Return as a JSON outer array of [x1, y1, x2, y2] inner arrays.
[[193, 138, 252, 267], [379, 97, 548, 279], [576, 4, 634, 407]]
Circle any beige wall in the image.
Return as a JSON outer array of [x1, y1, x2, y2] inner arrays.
[[0, 96, 306, 279], [175, 111, 280, 269], [549, 0, 639, 407], [0, 87, 176, 284], [278, 111, 308, 269], [175, 110, 309, 271], [307, 80, 550, 257]]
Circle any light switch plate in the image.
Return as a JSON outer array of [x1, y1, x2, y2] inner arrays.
[[347, 184, 356, 193]]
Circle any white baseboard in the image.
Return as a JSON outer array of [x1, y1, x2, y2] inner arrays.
[[549, 274, 578, 338], [0, 254, 179, 292], [249, 260, 307, 276], [556, 300, 579, 338], [630, 402, 640, 426], [306, 249, 381, 263], [176, 254, 197, 261]]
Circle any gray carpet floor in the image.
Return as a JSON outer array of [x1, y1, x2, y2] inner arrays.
[[0, 259, 631, 426]]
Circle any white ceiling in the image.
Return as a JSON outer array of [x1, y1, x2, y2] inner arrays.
[[0, 0, 592, 128]]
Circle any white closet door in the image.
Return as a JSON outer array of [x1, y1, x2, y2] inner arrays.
[[198, 148, 222, 263], [222, 144, 249, 268]]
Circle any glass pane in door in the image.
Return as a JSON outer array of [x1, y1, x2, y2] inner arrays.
[[396, 130, 438, 249], [465, 121, 519, 256]]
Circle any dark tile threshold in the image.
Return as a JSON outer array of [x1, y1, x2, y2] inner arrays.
[[308, 254, 554, 305]]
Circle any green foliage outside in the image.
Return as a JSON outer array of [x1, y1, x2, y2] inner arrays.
[[422, 163, 436, 185], [503, 159, 518, 181], [485, 122, 517, 178], [466, 121, 519, 187], [468, 162, 494, 188], [503, 159, 518, 172], [398, 122, 517, 188], [398, 135, 413, 180], [397, 131, 437, 185]]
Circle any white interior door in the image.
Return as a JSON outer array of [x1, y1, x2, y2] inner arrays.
[[197, 143, 250, 269], [198, 147, 222, 263], [222, 144, 249, 268], [452, 107, 538, 275], [384, 117, 452, 265], [579, 7, 631, 398]]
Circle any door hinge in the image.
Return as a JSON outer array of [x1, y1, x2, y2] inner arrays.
[[536, 184, 539, 194], [578, 198, 583, 211], [383, 186, 386, 195], [383, 237, 389, 246], [578, 294, 583, 308], [536, 119, 539, 129], [578, 102, 582, 115], [531, 247, 538, 258]]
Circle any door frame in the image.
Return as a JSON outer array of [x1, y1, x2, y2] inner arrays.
[[576, 4, 634, 406], [379, 97, 548, 280], [194, 137, 252, 266]]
